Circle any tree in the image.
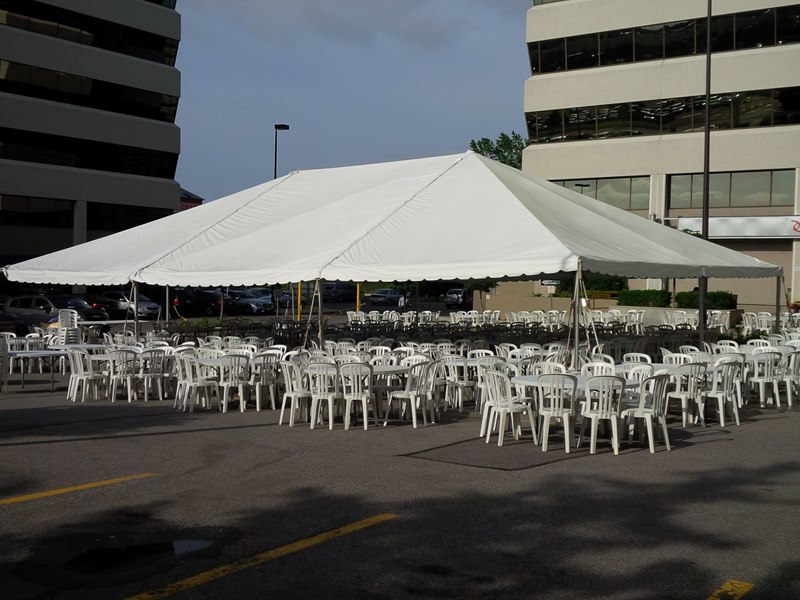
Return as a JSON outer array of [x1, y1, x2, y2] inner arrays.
[[469, 131, 529, 170]]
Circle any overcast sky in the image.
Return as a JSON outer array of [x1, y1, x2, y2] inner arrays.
[[173, 1, 533, 201]]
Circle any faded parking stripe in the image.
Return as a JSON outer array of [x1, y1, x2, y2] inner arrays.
[[127, 513, 398, 600], [0, 472, 157, 506], [707, 579, 754, 600]]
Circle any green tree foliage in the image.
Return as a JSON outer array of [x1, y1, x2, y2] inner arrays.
[[469, 131, 529, 170]]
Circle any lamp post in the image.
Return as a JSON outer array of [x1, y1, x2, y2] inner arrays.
[[574, 182, 591, 196], [273, 123, 290, 179], [698, 0, 712, 345]]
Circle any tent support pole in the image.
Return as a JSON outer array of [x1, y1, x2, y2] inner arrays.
[[776, 274, 782, 333], [317, 279, 323, 348], [572, 260, 582, 370], [165, 285, 170, 323], [132, 281, 140, 340]]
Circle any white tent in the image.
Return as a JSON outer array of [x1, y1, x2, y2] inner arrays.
[[3, 151, 781, 286]]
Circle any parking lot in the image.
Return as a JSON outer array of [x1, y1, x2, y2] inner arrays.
[[1, 373, 799, 599]]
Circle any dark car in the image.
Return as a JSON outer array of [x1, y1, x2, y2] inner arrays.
[[193, 289, 237, 316], [444, 288, 473, 309], [228, 290, 275, 315], [82, 292, 118, 315], [321, 282, 357, 303], [102, 290, 161, 319], [6, 294, 108, 324], [0, 307, 29, 335], [368, 288, 403, 306]]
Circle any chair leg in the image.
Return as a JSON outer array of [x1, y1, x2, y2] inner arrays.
[[645, 415, 655, 453], [589, 417, 599, 455], [541, 415, 551, 452], [563, 415, 572, 454], [659, 416, 671, 451], [610, 417, 620, 456]]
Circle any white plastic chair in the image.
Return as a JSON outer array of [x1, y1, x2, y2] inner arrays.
[[577, 375, 625, 455], [537, 373, 578, 453], [339, 363, 377, 431], [620, 373, 672, 453], [483, 368, 538, 447]]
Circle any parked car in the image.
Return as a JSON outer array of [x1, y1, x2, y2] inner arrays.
[[444, 288, 473, 309], [0, 307, 29, 335], [102, 291, 162, 319], [81, 292, 117, 315], [228, 289, 274, 315], [321, 282, 357, 303], [193, 289, 237, 316], [5, 294, 108, 324], [368, 288, 403, 306]]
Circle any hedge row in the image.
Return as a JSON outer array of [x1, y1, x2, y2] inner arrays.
[[617, 289, 671, 307]]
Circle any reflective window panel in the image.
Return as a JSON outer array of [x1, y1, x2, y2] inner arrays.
[[539, 38, 566, 73], [635, 24, 664, 61], [567, 34, 598, 70], [777, 5, 800, 44], [599, 29, 633, 65], [735, 9, 775, 49], [664, 20, 696, 57]]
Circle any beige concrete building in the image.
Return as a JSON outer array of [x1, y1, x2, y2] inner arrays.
[[0, 0, 181, 271], [519, 0, 800, 312]]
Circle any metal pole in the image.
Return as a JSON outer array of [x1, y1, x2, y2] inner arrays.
[[776, 275, 782, 334], [572, 260, 582, 370], [273, 123, 290, 179], [132, 281, 140, 340], [317, 279, 324, 348], [698, 0, 712, 347]]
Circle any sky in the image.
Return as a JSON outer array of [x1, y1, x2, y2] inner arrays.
[[173, 0, 534, 201]]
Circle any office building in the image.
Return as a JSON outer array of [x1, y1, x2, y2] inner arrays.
[[522, 0, 800, 309], [0, 0, 181, 270]]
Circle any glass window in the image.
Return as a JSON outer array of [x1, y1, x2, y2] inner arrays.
[[691, 174, 706, 208], [0, 194, 73, 228], [631, 100, 664, 136], [708, 93, 734, 130], [566, 34, 598, 70], [596, 103, 631, 138], [669, 174, 692, 210], [87, 203, 173, 232], [596, 178, 631, 209], [565, 180, 596, 199], [536, 110, 565, 142], [631, 177, 650, 210], [709, 173, 731, 207], [599, 29, 633, 65], [528, 42, 540, 74], [734, 89, 773, 127], [659, 98, 693, 133], [731, 171, 771, 207], [664, 20, 696, 57], [563, 106, 595, 140], [0, 0, 178, 66], [635, 24, 664, 61], [539, 38, 566, 73], [735, 9, 775, 49], [698, 14, 735, 53], [0, 59, 178, 123], [774, 88, 800, 125], [772, 170, 795, 206], [777, 5, 800, 44]]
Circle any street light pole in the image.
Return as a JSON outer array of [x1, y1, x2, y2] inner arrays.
[[273, 123, 290, 179], [698, 0, 712, 346]]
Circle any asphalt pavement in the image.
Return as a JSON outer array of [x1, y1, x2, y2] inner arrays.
[[1, 372, 799, 599]]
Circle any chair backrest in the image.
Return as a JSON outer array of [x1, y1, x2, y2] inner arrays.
[[279, 361, 303, 394], [637, 373, 671, 414], [467, 349, 494, 359], [622, 352, 651, 363], [752, 351, 782, 378], [580, 361, 615, 376], [663, 353, 691, 365], [307, 362, 339, 396], [532, 362, 566, 375], [674, 362, 706, 396], [537, 373, 577, 413], [583, 375, 625, 417], [625, 363, 655, 383], [483, 369, 516, 409], [108, 348, 139, 377], [400, 354, 428, 367], [339, 362, 373, 397], [219, 354, 250, 384]]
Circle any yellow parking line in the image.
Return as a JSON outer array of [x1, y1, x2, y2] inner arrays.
[[706, 579, 754, 600], [127, 512, 398, 600], [0, 473, 157, 506]]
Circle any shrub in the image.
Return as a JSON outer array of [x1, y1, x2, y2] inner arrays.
[[675, 291, 737, 309], [617, 289, 671, 307]]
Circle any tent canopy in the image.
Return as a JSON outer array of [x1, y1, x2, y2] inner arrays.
[[3, 151, 782, 286]]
